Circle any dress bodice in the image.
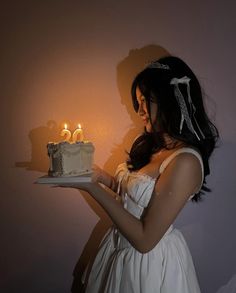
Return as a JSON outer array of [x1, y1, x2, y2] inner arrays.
[[115, 147, 204, 219], [115, 163, 156, 219]]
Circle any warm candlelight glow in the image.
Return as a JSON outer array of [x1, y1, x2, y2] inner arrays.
[[60, 123, 71, 142], [72, 123, 84, 142]]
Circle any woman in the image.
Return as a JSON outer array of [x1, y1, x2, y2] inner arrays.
[[70, 56, 219, 292]]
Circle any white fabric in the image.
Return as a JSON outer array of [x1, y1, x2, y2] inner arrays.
[[170, 77, 205, 141], [85, 147, 202, 293]]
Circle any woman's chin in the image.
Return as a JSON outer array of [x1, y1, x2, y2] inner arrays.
[[145, 125, 152, 133]]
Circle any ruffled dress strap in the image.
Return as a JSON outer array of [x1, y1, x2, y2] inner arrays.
[[159, 147, 204, 196]]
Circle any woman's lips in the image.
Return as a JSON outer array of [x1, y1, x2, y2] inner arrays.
[[142, 117, 149, 124]]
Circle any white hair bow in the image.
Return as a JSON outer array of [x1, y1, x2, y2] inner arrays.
[[170, 76, 205, 140]]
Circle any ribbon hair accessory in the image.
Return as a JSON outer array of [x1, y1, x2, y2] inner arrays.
[[170, 76, 205, 141]]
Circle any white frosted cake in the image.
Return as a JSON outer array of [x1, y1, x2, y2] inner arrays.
[[47, 141, 95, 177]]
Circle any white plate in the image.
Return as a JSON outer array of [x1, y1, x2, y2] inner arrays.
[[35, 174, 92, 184]]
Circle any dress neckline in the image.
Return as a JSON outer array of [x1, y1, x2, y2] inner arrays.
[[128, 169, 157, 181], [126, 146, 203, 182]]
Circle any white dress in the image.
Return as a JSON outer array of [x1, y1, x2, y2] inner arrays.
[[84, 147, 202, 293]]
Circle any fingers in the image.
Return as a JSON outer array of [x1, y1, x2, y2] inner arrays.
[[91, 165, 103, 182]]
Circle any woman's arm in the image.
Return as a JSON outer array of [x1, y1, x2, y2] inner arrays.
[[70, 153, 202, 253]]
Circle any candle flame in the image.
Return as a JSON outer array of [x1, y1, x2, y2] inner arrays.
[[64, 123, 68, 130], [78, 124, 81, 129]]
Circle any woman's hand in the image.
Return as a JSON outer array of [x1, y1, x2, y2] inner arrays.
[[91, 165, 116, 190], [91, 164, 104, 183]]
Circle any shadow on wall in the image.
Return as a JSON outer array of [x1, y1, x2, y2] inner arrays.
[[15, 44, 170, 176], [15, 120, 61, 173], [104, 44, 170, 175], [71, 44, 170, 292], [215, 274, 236, 293]]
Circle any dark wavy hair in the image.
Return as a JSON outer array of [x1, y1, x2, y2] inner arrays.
[[127, 56, 219, 202]]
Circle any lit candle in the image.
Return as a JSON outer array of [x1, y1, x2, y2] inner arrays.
[[60, 124, 72, 142], [72, 124, 84, 142]]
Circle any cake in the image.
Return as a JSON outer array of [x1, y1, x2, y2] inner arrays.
[[47, 141, 95, 177]]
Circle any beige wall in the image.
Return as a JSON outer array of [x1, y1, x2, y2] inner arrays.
[[1, 1, 236, 293]]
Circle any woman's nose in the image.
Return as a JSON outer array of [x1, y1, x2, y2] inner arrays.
[[138, 104, 145, 116]]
